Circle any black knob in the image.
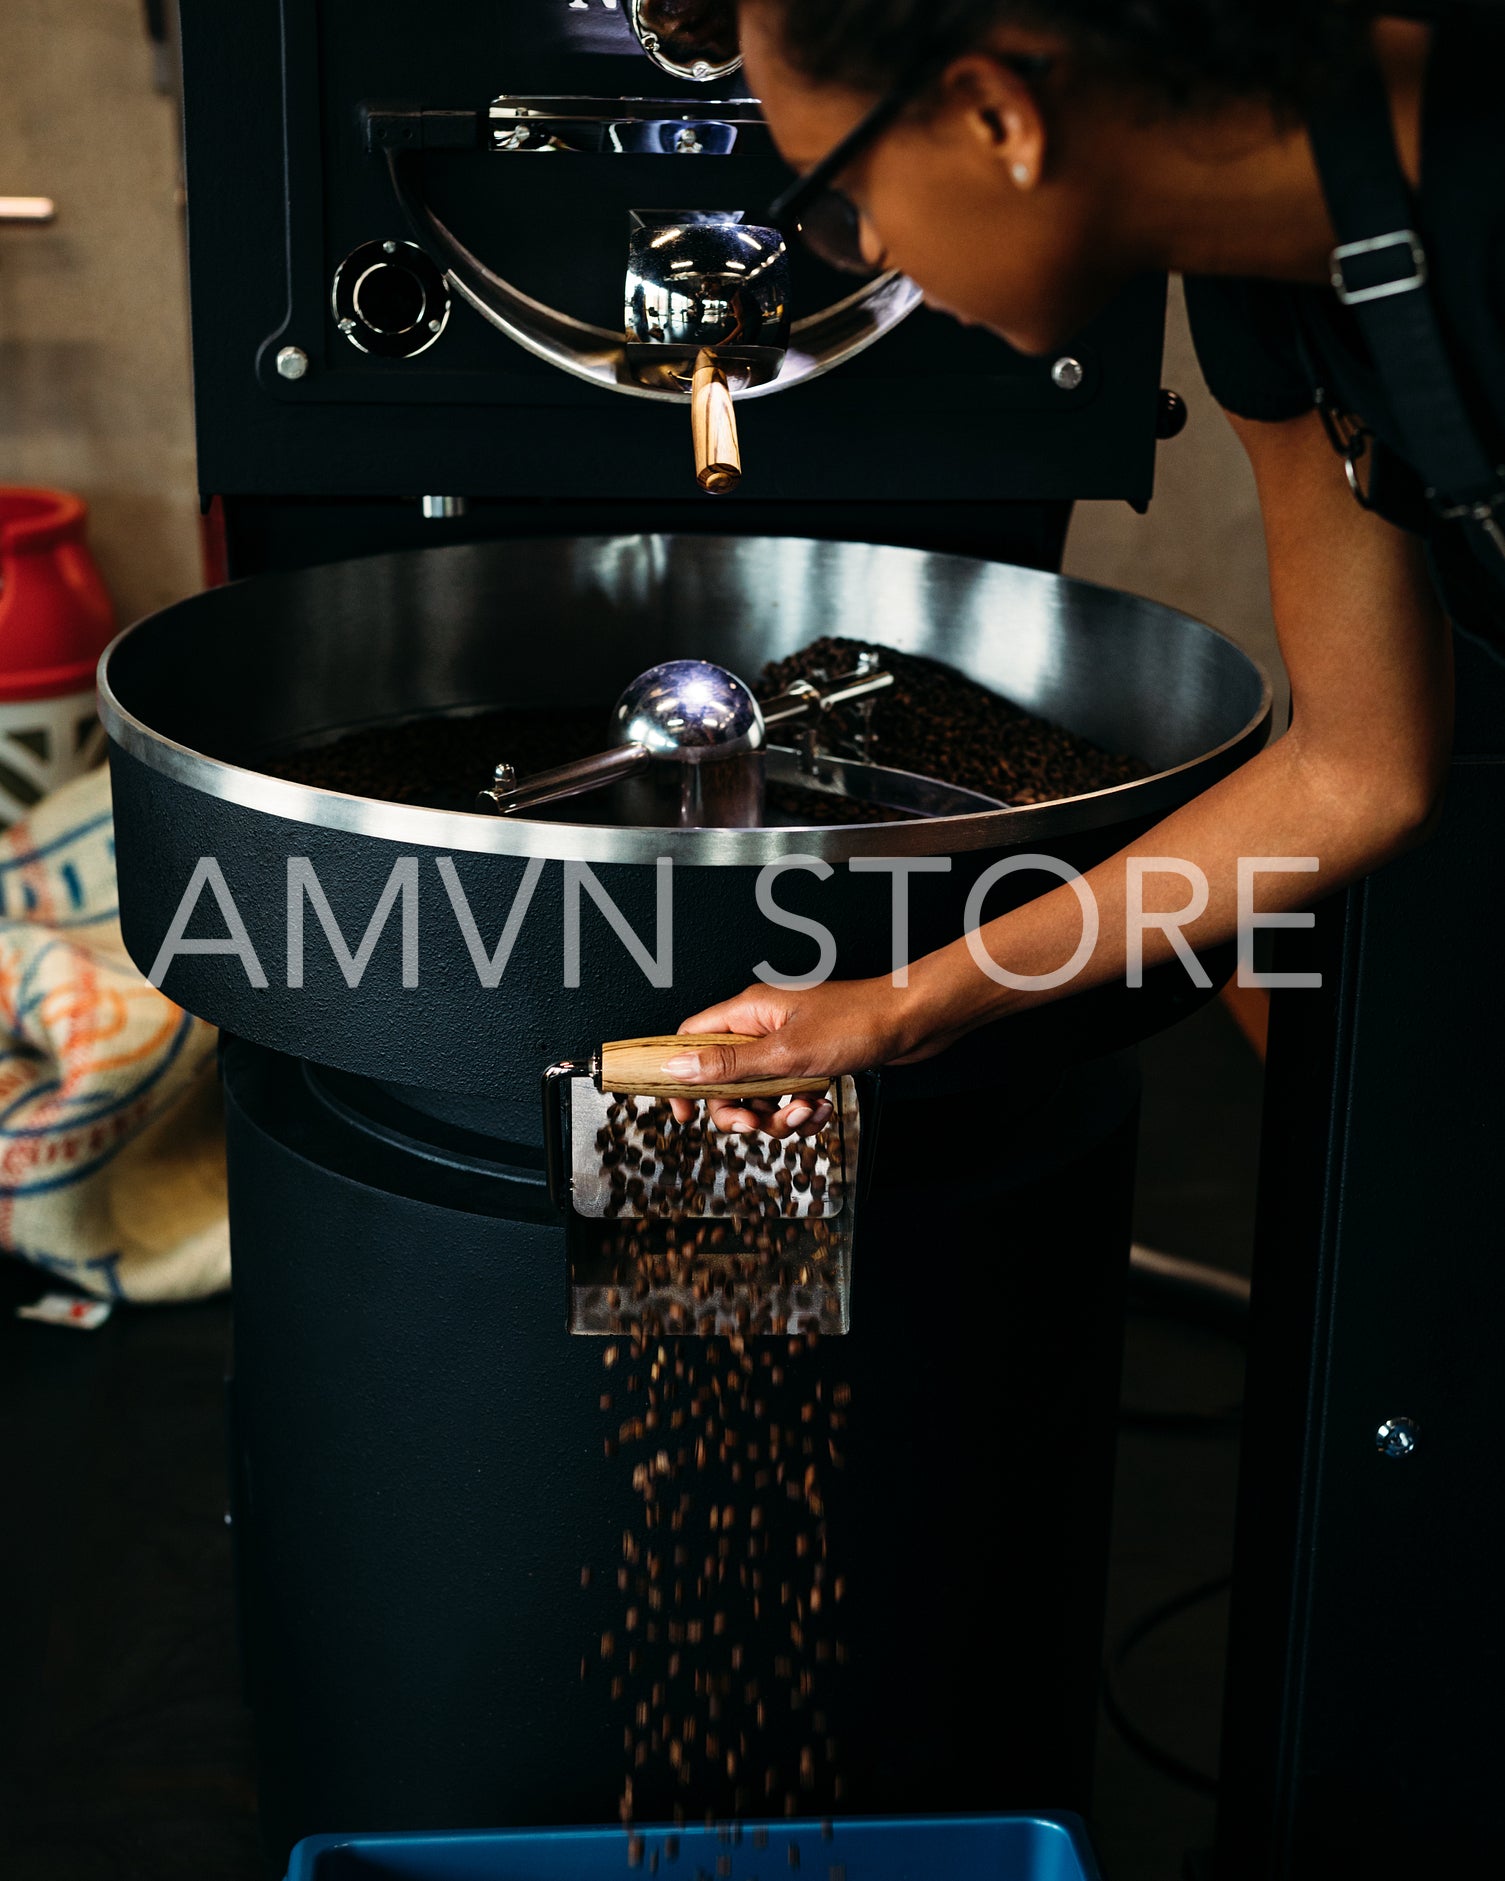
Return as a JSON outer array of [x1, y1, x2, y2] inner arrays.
[[1156, 388, 1189, 440]]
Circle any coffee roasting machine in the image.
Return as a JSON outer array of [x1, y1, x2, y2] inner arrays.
[[127, 2, 1505, 1876]]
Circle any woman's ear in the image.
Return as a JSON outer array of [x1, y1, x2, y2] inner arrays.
[[944, 50, 1049, 189]]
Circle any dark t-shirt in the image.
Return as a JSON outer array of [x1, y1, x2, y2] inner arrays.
[[1183, 8, 1505, 646]]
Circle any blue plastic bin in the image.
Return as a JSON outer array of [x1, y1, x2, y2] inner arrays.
[[285, 1815, 1102, 1881]]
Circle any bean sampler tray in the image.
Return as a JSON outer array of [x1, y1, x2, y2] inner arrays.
[[542, 1037, 870, 1338]]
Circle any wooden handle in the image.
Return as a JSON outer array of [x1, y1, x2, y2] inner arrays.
[[691, 351, 741, 495], [599, 1034, 830, 1103]]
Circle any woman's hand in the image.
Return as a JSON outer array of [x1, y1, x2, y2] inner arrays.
[[663, 975, 959, 1135]]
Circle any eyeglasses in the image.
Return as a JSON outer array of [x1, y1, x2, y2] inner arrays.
[[762, 52, 1053, 276]]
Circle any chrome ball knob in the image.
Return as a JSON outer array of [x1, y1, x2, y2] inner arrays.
[[625, 218, 791, 358], [610, 660, 765, 762]]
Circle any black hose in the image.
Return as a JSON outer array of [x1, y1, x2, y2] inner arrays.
[[1101, 1573, 1232, 1795], [1128, 1243, 1251, 1339]]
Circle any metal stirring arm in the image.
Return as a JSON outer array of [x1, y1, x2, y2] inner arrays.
[[478, 744, 649, 815], [475, 666, 895, 818], [761, 667, 894, 726]]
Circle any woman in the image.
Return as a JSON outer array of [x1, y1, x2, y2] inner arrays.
[[665, 0, 1503, 1135]]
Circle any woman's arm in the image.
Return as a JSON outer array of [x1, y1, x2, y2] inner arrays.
[[666, 408, 1454, 1133]]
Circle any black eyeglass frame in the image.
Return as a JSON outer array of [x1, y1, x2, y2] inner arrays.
[[762, 50, 1053, 237]]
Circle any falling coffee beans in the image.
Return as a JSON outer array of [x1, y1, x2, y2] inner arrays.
[[576, 1098, 852, 1840]]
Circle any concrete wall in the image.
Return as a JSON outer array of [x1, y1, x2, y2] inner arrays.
[[1, 0, 200, 627], [1064, 281, 1287, 720]]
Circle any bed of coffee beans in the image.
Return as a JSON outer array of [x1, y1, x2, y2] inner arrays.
[[268, 706, 606, 811], [573, 1097, 851, 1836], [758, 635, 1144, 806], [264, 637, 1141, 819]]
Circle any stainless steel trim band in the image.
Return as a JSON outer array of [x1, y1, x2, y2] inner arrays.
[[98, 675, 1269, 867]]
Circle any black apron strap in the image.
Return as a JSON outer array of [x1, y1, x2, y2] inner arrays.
[[1306, 51, 1505, 554]]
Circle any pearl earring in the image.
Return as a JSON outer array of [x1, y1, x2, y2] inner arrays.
[[1012, 162, 1031, 185]]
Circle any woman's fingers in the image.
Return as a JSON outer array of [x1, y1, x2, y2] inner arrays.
[[676, 986, 800, 1040], [705, 1095, 833, 1138], [675, 1002, 744, 1037], [706, 1101, 778, 1134], [769, 1096, 834, 1139], [667, 1092, 790, 1131]]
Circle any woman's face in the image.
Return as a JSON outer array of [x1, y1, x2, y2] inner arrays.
[[740, 6, 1127, 356]]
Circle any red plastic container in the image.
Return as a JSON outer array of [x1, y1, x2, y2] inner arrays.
[[0, 487, 116, 820]]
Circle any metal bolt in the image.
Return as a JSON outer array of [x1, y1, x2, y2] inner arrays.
[[1375, 1416, 1418, 1459], [1156, 386, 1189, 438], [421, 494, 468, 520], [1051, 356, 1085, 392], [338, 318, 356, 334], [275, 345, 309, 381]]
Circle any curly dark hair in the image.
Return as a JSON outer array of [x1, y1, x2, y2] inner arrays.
[[743, 0, 1368, 111]]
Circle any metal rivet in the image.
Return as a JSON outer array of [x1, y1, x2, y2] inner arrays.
[[1375, 1416, 1418, 1459], [428, 317, 443, 333], [338, 318, 356, 334], [382, 239, 397, 254], [275, 345, 309, 381], [1051, 356, 1085, 392]]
